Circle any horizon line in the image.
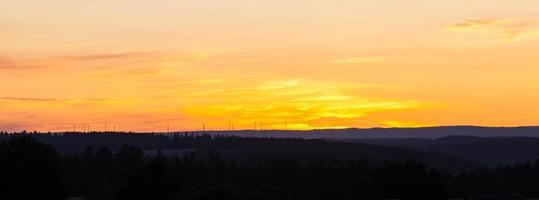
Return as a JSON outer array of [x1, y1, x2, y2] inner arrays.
[[3, 125, 539, 134]]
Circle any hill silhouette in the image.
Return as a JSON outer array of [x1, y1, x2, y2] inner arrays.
[[343, 135, 539, 166], [197, 126, 539, 139]]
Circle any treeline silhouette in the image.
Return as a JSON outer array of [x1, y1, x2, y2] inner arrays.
[[0, 132, 476, 172], [2, 134, 539, 199], [343, 135, 539, 166]]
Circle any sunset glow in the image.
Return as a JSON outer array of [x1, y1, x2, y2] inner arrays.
[[1, 0, 539, 132]]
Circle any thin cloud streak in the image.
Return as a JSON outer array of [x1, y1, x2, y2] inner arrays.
[[0, 52, 157, 71], [451, 18, 498, 28], [1, 97, 112, 103], [61, 52, 154, 61], [330, 57, 387, 64], [448, 18, 539, 40], [0, 57, 39, 70], [1, 97, 62, 102]]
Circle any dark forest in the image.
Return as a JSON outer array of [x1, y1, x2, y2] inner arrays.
[[2, 132, 539, 200]]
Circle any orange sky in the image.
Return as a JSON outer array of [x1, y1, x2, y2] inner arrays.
[[1, 0, 539, 132]]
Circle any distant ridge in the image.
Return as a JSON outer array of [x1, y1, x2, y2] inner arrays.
[[4, 126, 539, 139], [199, 126, 539, 139]]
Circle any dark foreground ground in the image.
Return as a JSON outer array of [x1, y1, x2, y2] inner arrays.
[[2, 131, 539, 200]]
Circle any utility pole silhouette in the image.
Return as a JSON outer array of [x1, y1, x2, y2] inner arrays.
[[202, 121, 205, 133]]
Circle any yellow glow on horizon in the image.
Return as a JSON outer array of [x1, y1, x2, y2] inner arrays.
[[382, 121, 435, 128]]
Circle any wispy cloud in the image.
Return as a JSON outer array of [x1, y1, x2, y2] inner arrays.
[[258, 79, 303, 90], [0, 57, 39, 70], [212, 58, 270, 65], [330, 57, 387, 64], [0, 51, 156, 70], [104, 67, 162, 76], [61, 52, 153, 61], [1, 97, 62, 102], [1, 97, 112, 103], [451, 19, 498, 28], [448, 18, 539, 40]]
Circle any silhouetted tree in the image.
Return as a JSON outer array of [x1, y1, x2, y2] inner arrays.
[[363, 160, 447, 200], [0, 137, 64, 199], [115, 152, 181, 200]]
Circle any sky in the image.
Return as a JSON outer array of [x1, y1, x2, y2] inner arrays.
[[1, 0, 539, 132]]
